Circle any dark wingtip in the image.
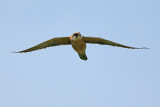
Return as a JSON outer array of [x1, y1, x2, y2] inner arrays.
[[137, 47, 150, 49], [11, 51, 24, 53], [129, 47, 150, 49]]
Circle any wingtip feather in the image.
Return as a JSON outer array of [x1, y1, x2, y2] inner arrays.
[[136, 47, 150, 49], [11, 51, 25, 53]]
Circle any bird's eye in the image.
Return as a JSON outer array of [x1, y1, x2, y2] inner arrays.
[[74, 34, 78, 37]]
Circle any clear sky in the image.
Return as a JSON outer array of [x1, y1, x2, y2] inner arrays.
[[0, 0, 160, 107]]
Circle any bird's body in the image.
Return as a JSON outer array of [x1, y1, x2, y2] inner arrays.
[[70, 32, 87, 60], [15, 32, 148, 60]]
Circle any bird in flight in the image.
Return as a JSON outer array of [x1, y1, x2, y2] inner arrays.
[[15, 32, 148, 60]]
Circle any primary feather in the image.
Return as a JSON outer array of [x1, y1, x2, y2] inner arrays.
[[15, 37, 71, 53], [84, 37, 148, 49]]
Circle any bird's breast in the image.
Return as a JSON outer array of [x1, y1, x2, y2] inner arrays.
[[71, 39, 86, 54]]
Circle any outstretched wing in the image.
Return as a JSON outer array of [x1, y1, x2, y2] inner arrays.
[[15, 37, 71, 53], [84, 37, 148, 49]]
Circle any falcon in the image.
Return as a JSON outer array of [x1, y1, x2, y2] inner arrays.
[[15, 32, 148, 60]]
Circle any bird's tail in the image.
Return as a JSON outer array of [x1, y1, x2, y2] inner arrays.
[[78, 53, 88, 60]]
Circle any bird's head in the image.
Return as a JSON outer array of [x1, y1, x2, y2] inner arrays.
[[71, 32, 82, 41]]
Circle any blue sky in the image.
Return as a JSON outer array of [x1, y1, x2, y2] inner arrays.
[[0, 0, 160, 107]]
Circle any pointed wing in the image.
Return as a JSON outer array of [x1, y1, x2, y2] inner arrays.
[[84, 37, 148, 49], [15, 37, 71, 53]]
